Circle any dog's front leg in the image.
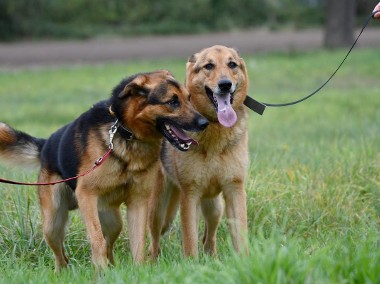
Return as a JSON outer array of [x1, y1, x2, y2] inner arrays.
[[201, 195, 224, 256], [223, 184, 248, 255], [127, 199, 149, 263], [180, 190, 200, 258], [76, 187, 108, 269]]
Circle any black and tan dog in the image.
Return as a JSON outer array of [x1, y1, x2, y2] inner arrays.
[[149, 46, 249, 259], [0, 70, 208, 271]]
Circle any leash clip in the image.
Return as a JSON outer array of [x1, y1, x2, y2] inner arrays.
[[95, 157, 104, 166], [108, 119, 119, 150]]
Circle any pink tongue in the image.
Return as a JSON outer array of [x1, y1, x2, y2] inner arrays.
[[215, 94, 237, 127], [170, 125, 198, 145]]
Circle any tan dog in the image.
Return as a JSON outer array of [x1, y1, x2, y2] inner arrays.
[[149, 46, 249, 258], [0, 70, 208, 271]]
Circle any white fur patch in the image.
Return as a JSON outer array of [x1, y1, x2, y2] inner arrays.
[[0, 124, 41, 169]]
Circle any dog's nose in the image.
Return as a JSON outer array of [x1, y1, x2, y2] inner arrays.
[[218, 79, 232, 92], [196, 116, 209, 130]]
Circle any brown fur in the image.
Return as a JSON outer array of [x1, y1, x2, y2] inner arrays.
[[0, 70, 207, 271], [0, 123, 15, 146], [149, 45, 250, 258]]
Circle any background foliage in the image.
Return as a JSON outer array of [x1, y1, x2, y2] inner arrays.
[[0, 0, 326, 40], [2, 0, 378, 41]]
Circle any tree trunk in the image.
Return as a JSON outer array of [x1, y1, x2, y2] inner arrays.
[[324, 0, 356, 48]]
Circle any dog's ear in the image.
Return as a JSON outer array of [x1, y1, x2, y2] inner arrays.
[[186, 53, 200, 75], [119, 75, 150, 98], [157, 69, 174, 78], [188, 54, 197, 64], [230, 47, 240, 55]]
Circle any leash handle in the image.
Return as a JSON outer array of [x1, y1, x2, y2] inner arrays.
[[244, 10, 378, 112], [372, 9, 380, 19]]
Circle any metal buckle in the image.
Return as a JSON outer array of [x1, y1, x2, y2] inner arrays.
[[108, 119, 119, 149]]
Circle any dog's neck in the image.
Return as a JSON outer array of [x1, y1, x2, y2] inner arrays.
[[106, 108, 161, 164], [108, 105, 135, 141], [117, 123, 134, 141]]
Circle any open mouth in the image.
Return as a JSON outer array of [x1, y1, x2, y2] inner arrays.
[[157, 120, 198, 151], [205, 86, 234, 110], [204, 86, 238, 128]]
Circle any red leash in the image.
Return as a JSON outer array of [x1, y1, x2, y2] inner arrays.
[[0, 148, 112, 186], [0, 119, 120, 187]]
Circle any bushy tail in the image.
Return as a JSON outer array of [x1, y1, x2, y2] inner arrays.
[[0, 122, 45, 168]]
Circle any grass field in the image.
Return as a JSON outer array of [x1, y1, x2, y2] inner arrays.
[[0, 47, 379, 283]]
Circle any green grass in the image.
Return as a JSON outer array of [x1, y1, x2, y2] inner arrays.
[[0, 47, 379, 283]]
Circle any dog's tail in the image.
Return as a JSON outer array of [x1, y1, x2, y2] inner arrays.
[[0, 122, 45, 168]]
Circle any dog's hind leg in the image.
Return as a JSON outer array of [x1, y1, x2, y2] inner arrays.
[[160, 181, 180, 235], [148, 175, 165, 260], [148, 170, 180, 259], [38, 176, 71, 272], [201, 195, 223, 256], [99, 207, 123, 265], [149, 178, 180, 259]]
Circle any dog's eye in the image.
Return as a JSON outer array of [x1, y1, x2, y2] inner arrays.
[[204, 63, 215, 70], [167, 95, 180, 107], [228, 61, 238, 69]]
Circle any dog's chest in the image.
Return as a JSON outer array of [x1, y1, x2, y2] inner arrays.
[[85, 143, 160, 200], [169, 123, 249, 197], [105, 152, 158, 184], [96, 158, 160, 207], [177, 147, 248, 197]]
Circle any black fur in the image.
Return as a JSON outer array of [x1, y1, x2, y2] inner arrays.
[[39, 100, 113, 189], [2, 71, 208, 189], [37, 74, 152, 189]]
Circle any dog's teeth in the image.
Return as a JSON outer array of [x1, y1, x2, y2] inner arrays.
[[183, 144, 190, 150], [165, 124, 170, 130], [213, 95, 218, 107], [186, 142, 192, 146], [180, 143, 185, 148]]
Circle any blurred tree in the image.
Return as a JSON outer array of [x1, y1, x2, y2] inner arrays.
[[357, 0, 379, 14], [0, 0, 326, 41], [324, 0, 355, 48]]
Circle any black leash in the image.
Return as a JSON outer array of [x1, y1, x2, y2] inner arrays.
[[244, 10, 380, 116]]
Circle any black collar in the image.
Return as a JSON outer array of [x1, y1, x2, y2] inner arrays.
[[117, 123, 134, 140], [243, 96, 266, 115], [109, 105, 134, 141]]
